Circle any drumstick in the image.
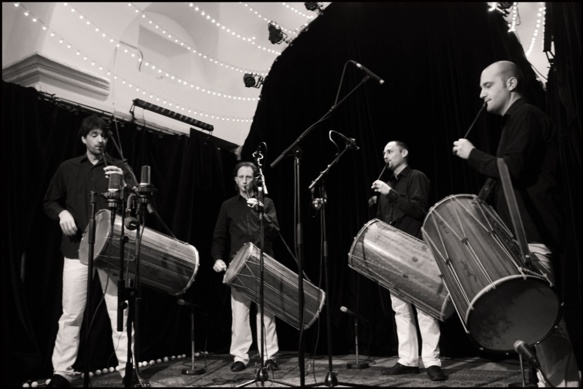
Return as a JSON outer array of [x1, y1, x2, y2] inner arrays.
[[101, 150, 108, 166], [377, 165, 387, 181], [463, 101, 487, 138]]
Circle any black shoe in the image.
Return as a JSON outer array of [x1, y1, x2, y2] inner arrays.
[[230, 361, 247, 372], [47, 375, 71, 388], [381, 362, 420, 375], [122, 370, 138, 387], [427, 365, 447, 381], [265, 359, 279, 371]]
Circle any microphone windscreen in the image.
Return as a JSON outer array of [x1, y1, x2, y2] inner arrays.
[[140, 166, 151, 186], [108, 173, 123, 192]]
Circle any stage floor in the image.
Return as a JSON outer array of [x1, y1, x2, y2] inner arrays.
[[30, 351, 530, 387]]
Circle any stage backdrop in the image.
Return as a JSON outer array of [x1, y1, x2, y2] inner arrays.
[[2, 3, 581, 387]]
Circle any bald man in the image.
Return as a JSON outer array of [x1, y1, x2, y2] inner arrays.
[[453, 60, 580, 387]]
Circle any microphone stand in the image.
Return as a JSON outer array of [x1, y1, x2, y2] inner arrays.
[[306, 144, 359, 388], [82, 192, 98, 388], [270, 65, 374, 386], [124, 168, 157, 388]]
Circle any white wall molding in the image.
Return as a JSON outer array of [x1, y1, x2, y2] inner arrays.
[[2, 52, 110, 100]]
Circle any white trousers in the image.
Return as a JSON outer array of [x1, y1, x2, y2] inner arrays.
[[52, 258, 132, 381], [529, 244, 581, 387], [390, 294, 441, 368], [230, 287, 278, 365]]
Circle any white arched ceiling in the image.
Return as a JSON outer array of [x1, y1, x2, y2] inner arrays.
[[2, 2, 550, 148]]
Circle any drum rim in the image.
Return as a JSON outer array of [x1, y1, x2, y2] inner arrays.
[[223, 242, 254, 283], [425, 193, 481, 218], [348, 218, 382, 260], [464, 274, 562, 352], [172, 244, 200, 296], [79, 209, 113, 264]]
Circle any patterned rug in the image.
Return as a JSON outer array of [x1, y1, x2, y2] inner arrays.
[[64, 354, 523, 387]]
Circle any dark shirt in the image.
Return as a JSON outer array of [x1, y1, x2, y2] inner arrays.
[[43, 153, 131, 258], [376, 166, 430, 239], [468, 98, 561, 250], [211, 194, 280, 261]]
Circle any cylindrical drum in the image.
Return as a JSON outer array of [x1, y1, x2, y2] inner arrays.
[[348, 219, 454, 322], [80, 209, 199, 296], [422, 194, 561, 352], [224, 242, 326, 330]]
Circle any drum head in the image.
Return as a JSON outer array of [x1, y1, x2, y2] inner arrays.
[[224, 243, 254, 284], [467, 276, 561, 352], [79, 210, 112, 264]]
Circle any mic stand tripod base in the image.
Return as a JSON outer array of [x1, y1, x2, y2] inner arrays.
[[346, 361, 370, 369], [508, 354, 538, 387], [182, 368, 205, 376]]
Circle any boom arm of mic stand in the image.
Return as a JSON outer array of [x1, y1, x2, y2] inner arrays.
[[270, 73, 369, 169], [309, 146, 351, 191]]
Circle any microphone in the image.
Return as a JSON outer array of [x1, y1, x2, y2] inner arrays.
[[332, 130, 360, 150], [139, 165, 151, 186], [340, 306, 367, 323], [177, 299, 207, 314], [125, 194, 138, 230], [514, 340, 540, 368], [350, 60, 385, 85], [107, 173, 123, 193]]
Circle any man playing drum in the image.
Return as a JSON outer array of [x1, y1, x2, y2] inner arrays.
[[453, 60, 580, 387], [211, 161, 281, 373], [43, 116, 134, 388], [371, 141, 447, 382]]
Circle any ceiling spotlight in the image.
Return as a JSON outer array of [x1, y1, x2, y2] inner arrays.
[[243, 73, 264, 88], [304, 2, 323, 13], [268, 22, 288, 45], [488, 2, 512, 16]]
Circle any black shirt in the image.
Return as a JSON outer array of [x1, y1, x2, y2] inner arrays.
[[376, 166, 430, 239], [211, 194, 280, 261], [43, 153, 131, 258], [468, 98, 561, 250]]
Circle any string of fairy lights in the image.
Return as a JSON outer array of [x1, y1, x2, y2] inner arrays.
[[127, 3, 270, 78], [12, 2, 255, 124], [64, 3, 260, 103], [489, 2, 547, 58], [241, 2, 312, 38], [187, 3, 282, 56], [524, 3, 546, 57], [9, 2, 330, 127], [21, 353, 207, 388]]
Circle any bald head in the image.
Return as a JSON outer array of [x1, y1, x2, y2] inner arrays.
[[485, 61, 524, 87], [479, 60, 524, 116]]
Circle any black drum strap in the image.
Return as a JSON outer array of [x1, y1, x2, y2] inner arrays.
[[497, 158, 533, 268]]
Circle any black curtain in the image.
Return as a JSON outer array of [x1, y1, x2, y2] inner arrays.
[[545, 2, 583, 367], [242, 2, 582, 364], [1, 81, 239, 386]]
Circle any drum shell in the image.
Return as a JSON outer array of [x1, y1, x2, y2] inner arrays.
[[224, 242, 326, 330], [80, 209, 199, 296], [422, 194, 561, 352], [348, 219, 454, 322]]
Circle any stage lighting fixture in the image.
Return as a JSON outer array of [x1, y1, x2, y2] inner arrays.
[[304, 2, 323, 13], [268, 22, 288, 45], [131, 99, 214, 132], [490, 2, 512, 16], [243, 73, 264, 88]]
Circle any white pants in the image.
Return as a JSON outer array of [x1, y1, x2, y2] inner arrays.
[[529, 244, 581, 387], [52, 258, 132, 381], [390, 294, 441, 368], [230, 287, 278, 365]]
